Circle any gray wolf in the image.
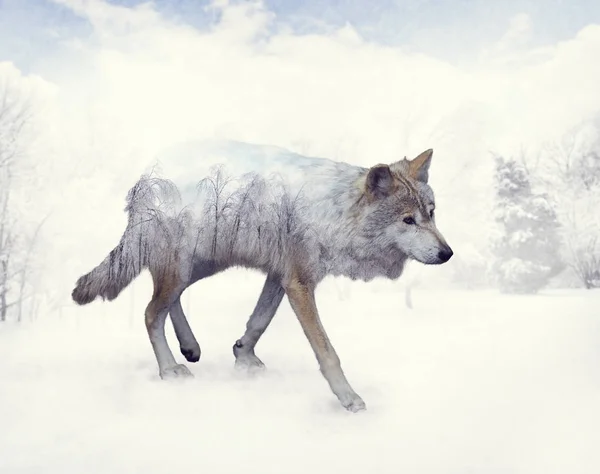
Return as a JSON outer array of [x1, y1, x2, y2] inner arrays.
[[71, 139, 453, 412]]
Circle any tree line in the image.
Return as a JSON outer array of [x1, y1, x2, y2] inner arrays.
[[492, 118, 600, 293]]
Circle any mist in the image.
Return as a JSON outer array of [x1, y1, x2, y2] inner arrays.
[[1, 0, 600, 472]]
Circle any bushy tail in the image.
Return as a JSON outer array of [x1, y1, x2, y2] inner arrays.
[[71, 179, 156, 306], [71, 231, 147, 305], [71, 175, 184, 306]]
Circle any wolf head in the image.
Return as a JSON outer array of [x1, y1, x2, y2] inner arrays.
[[360, 149, 453, 266]]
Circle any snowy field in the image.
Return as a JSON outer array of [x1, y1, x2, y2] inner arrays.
[[1, 272, 599, 474]]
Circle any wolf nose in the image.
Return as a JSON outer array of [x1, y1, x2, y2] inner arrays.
[[438, 246, 453, 263]]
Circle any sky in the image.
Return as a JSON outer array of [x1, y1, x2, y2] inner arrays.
[[3, 0, 600, 152], [1, 0, 600, 303], [2, 0, 600, 70]]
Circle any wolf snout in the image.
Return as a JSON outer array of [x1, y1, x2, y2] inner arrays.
[[437, 245, 453, 263]]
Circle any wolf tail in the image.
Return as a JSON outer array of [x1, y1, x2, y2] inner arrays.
[[71, 178, 163, 306], [71, 227, 149, 305]]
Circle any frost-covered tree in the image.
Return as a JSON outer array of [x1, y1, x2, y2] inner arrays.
[[536, 120, 600, 289], [561, 145, 600, 288], [491, 155, 563, 293], [0, 83, 28, 320], [0, 77, 44, 321]]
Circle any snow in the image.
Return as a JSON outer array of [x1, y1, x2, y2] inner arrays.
[[1, 272, 599, 474]]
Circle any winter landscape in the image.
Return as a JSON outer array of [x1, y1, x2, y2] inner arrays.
[[1, 0, 600, 473]]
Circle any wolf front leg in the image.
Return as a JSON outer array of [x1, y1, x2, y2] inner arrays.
[[170, 295, 201, 363], [285, 278, 366, 412]]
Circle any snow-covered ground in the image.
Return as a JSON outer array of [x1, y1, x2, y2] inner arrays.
[[1, 272, 600, 474]]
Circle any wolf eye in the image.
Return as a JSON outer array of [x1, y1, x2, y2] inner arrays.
[[429, 209, 435, 218], [403, 216, 416, 225]]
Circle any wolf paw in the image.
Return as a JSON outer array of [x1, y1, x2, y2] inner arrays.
[[340, 394, 366, 413], [180, 344, 201, 363], [160, 364, 194, 380], [234, 354, 266, 372], [233, 340, 266, 372]]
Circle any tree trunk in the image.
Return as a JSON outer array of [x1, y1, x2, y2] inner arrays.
[[404, 285, 413, 310], [0, 259, 7, 321]]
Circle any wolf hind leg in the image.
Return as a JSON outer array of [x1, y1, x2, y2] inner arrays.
[[146, 267, 192, 379], [233, 274, 285, 371], [169, 262, 223, 363], [170, 294, 201, 363]]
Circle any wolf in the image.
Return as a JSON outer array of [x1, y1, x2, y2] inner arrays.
[[71, 139, 453, 413]]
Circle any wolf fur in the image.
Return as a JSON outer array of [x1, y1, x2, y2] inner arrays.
[[71, 139, 453, 412]]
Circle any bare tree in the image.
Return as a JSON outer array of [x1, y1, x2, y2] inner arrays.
[[535, 121, 600, 289], [16, 215, 50, 321], [0, 80, 45, 321]]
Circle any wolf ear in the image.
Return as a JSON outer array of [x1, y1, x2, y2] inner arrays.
[[366, 164, 395, 199], [407, 149, 433, 183]]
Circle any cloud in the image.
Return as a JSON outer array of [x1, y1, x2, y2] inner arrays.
[[40, 0, 471, 162], [36, 1, 600, 175], [496, 12, 534, 52]]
